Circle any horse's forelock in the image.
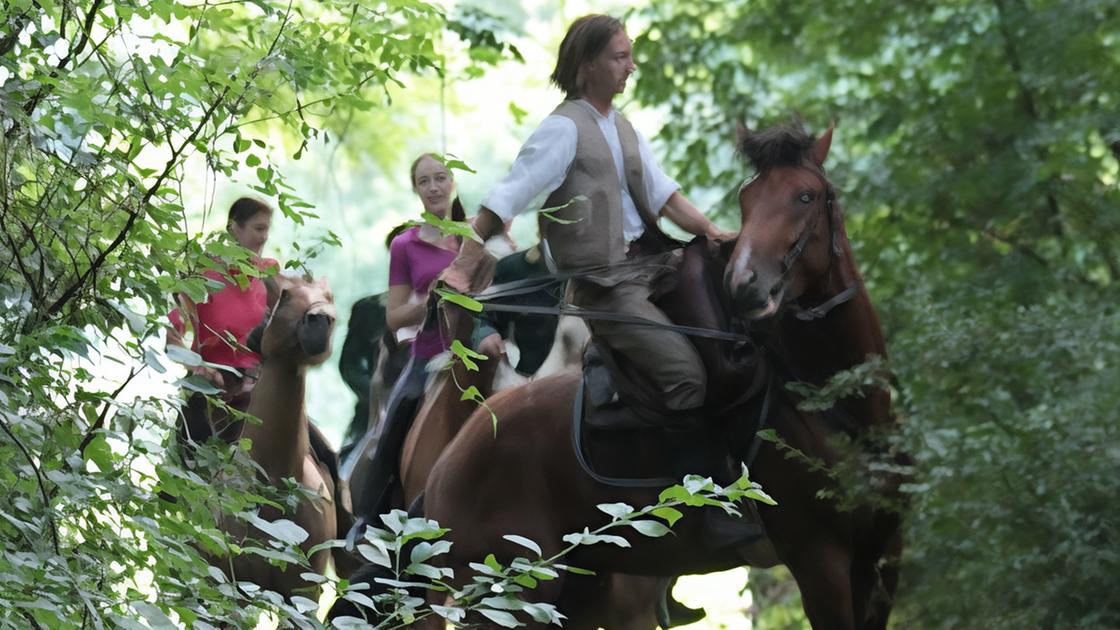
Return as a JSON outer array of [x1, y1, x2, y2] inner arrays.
[[737, 123, 816, 173]]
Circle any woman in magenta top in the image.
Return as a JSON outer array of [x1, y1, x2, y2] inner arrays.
[[351, 153, 469, 521], [167, 197, 278, 444]]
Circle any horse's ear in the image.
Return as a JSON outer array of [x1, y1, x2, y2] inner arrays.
[[735, 121, 750, 151], [811, 126, 834, 166], [263, 275, 285, 310]]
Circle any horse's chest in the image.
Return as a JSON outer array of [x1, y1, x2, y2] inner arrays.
[[301, 454, 332, 502]]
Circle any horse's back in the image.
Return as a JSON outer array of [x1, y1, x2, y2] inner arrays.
[[423, 371, 581, 553]]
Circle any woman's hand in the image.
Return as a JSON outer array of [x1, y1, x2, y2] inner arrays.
[[477, 333, 506, 362], [191, 365, 225, 388], [440, 238, 497, 294]]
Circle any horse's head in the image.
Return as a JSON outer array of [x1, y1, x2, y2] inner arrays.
[[725, 123, 841, 320], [250, 274, 337, 366]]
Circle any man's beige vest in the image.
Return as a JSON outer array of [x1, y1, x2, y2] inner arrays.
[[539, 100, 660, 283]]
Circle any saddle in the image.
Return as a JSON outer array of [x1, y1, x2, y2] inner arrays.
[[571, 240, 773, 487]]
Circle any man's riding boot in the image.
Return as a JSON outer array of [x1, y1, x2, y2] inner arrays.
[[666, 420, 763, 550], [345, 375, 422, 549]]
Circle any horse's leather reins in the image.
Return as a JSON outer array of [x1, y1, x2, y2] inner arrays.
[[479, 301, 755, 344], [465, 261, 756, 344], [449, 163, 861, 342]]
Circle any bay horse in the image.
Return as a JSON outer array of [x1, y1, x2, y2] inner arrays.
[[331, 246, 659, 627], [219, 274, 359, 603], [409, 123, 903, 629], [344, 242, 587, 514]]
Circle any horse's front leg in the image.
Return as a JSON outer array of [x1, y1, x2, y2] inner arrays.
[[783, 536, 856, 630]]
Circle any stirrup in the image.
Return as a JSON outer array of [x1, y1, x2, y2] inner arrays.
[[344, 516, 369, 552]]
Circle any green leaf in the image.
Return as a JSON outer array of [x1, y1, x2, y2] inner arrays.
[[83, 434, 114, 472], [411, 540, 452, 564], [435, 288, 484, 313], [111, 301, 147, 333], [478, 609, 522, 628], [299, 572, 328, 584], [630, 520, 671, 537], [651, 506, 684, 526], [555, 563, 595, 576], [756, 429, 780, 443], [357, 542, 392, 569], [248, 514, 309, 545], [460, 384, 484, 402], [290, 595, 318, 613], [502, 534, 542, 557], [143, 348, 167, 374], [174, 376, 221, 395], [451, 339, 480, 371], [165, 345, 203, 367], [431, 604, 466, 622], [745, 488, 778, 506], [597, 502, 635, 521], [484, 553, 503, 573], [538, 195, 588, 224], [132, 602, 176, 629], [562, 531, 631, 548], [421, 210, 479, 240]]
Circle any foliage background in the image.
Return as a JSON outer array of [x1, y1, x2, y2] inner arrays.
[[1, 0, 1117, 627], [631, 0, 1120, 627]]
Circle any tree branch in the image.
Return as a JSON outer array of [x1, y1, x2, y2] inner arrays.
[[0, 414, 60, 554], [0, 9, 35, 58], [54, 0, 105, 71], [41, 0, 296, 321], [991, 0, 1065, 240], [0, 209, 44, 305], [78, 367, 138, 455]]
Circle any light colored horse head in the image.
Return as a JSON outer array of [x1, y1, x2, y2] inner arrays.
[[255, 274, 337, 366]]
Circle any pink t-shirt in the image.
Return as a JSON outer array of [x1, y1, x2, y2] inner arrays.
[[388, 227, 458, 359], [169, 257, 279, 370]]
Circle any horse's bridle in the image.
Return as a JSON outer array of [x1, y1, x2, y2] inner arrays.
[[740, 164, 859, 322]]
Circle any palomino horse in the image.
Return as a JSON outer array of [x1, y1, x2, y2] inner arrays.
[[409, 123, 903, 629], [222, 274, 359, 600]]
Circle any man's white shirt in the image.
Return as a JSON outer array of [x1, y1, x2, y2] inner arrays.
[[482, 99, 680, 244]]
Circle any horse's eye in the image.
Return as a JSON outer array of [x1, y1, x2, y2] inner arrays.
[[799, 192, 813, 204]]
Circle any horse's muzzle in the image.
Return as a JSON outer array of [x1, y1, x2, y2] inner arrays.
[[727, 272, 783, 321], [298, 312, 333, 357]]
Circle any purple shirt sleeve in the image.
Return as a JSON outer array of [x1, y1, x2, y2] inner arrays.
[[388, 230, 413, 288]]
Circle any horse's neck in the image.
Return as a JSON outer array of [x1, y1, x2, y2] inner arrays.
[[245, 359, 311, 481], [446, 302, 502, 397], [777, 283, 891, 428], [400, 307, 501, 499]]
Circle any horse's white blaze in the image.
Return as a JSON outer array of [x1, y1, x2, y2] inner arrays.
[[731, 241, 753, 286]]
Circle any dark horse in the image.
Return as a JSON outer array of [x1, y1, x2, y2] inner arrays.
[[361, 123, 903, 628]]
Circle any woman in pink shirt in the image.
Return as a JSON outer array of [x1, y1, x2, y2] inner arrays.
[[351, 153, 473, 520], [168, 197, 279, 445]]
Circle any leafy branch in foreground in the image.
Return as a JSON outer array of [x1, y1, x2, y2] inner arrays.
[[333, 470, 775, 628], [0, 0, 524, 627]]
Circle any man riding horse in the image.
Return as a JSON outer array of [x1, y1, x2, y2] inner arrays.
[[443, 14, 745, 486]]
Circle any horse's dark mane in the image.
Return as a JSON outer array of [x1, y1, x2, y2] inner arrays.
[[738, 122, 816, 173]]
